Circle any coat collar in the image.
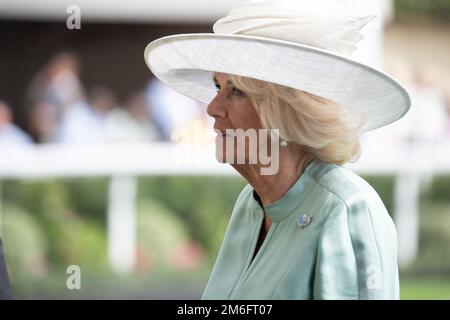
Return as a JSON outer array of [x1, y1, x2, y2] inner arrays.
[[248, 158, 318, 223]]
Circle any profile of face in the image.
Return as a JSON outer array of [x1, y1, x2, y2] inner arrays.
[[207, 73, 279, 173]]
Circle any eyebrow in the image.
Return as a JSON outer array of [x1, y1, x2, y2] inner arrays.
[[213, 76, 233, 86]]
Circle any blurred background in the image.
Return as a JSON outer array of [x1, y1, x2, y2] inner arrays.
[[0, 0, 449, 299]]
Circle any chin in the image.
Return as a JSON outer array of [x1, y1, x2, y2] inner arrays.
[[214, 135, 253, 164], [215, 146, 229, 163], [215, 145, 250, 165]]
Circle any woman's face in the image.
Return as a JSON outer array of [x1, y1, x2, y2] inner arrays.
[[207, 72, 265, 164]]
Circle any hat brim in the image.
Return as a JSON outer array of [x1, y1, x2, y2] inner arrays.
[[144, 33, 411, 131]]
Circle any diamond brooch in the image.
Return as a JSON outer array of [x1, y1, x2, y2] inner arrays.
[[297, 214, 312, 229]]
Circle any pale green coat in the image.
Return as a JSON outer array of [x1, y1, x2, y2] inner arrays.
[[202, 159, 399, 300]]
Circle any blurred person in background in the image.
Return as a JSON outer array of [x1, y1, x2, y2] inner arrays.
[[144, 0, 411, 300], [27, 51, 85, 112], [146, 78, 205, 142], [0, 100, 32, 146], [104, 91, 161, 142], [56, 86, 116, 144], [27, 101, 58, 143], [26, 51, 86, 143]]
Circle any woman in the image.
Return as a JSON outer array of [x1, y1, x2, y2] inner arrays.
[[144, 0, 411, 299]]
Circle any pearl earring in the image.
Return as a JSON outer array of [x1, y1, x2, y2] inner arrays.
[[280, 140, 288, 147]]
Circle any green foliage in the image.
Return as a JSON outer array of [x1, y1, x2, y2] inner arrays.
[[53, 216, 108, 269], [2, 179, 71, 222], [2, 179, 108, 270], [400, 277, 450, 299], [1, 203, 48, 278], [194, 190, 232, 257], [395, 0, 450, 22], [412, 201, 450, 274], [2, 173, 450, 285], [64, 177, 108, 224], [138, 175, 245, 253], [137, 198, 190, 271], [361, 175, 395, 215], [421, 175, 450, 204]]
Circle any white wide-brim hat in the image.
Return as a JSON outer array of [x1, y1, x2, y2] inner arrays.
[[144, 0, 411, 132]]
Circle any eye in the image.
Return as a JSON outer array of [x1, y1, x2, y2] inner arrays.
[[231, 87, 245, 97], [214, 82, 245, 97]]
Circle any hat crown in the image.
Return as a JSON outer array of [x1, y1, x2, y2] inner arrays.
[[213, 0, 378, 57]]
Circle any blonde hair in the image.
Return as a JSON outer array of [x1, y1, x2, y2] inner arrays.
[[229, 74, 366, 170]]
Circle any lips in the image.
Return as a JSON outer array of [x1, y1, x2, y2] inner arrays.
[[217, 132, 229, 137], [214, 127, 231, 136]]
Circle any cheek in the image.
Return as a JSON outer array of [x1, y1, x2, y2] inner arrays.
[[215, 102, 266, 164], [229, 101, 262, 130]]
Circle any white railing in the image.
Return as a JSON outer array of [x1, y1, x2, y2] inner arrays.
[[0, 141, 449, 272]]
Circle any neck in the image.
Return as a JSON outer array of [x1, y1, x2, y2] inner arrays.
[[232, 144, 309, 206]]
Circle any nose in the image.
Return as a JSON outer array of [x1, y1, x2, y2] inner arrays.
[[206, 93, 227, 119]]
